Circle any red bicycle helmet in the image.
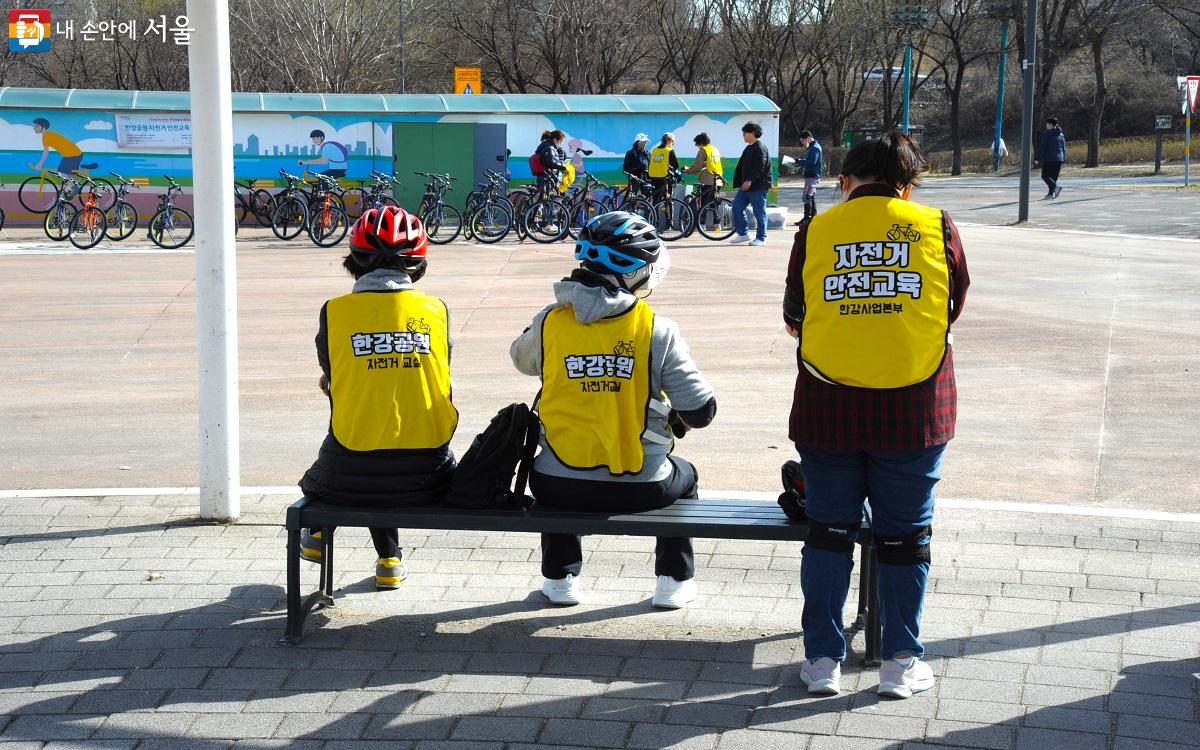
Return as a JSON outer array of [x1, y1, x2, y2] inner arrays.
[[349, 206, 428, 257]]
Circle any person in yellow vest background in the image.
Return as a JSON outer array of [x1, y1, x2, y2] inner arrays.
[[298, 206, 459, 590], [682, 131, 723, 214], [782, 132, 971, 700], [510, 211, 717, 609], [647, 132, 680, 202]]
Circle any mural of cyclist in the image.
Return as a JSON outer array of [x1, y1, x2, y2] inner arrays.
[[298, 128, 348, 178], [29, 117, 97, 175]]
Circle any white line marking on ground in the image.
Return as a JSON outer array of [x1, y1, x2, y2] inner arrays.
[[2, 487, 1199, 524], [0, 244, 192, 256], [954, 222, 1200, 243]]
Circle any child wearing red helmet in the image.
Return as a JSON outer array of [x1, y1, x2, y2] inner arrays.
[[298, 206, 458, 589]]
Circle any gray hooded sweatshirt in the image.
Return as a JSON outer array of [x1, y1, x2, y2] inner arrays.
[[509, 277, 714, 483]]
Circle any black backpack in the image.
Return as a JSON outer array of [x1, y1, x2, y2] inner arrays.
[[445, 403, 540, 509]]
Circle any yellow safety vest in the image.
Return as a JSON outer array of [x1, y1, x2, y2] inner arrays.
[[539, 301, 655, 475], [801, 195, 951, 389], [325, 290, 458, 451], [700, 144, 722, 175], [648, 145, 673, 178]]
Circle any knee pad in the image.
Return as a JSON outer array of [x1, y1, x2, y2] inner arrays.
[[875, 525, 932, 565], [804, 520, 861, 555]]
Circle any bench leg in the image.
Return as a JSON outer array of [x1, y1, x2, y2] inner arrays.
[[321, 526, 336, 602], [861, 543, 882, 667], [280, 527, 303, 645]]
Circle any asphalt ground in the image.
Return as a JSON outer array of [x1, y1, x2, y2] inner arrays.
[[2, 192, 1199, 511]]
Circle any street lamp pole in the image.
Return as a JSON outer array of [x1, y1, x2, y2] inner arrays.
[[890, 1, 928, 136], [1018, 0, 1038, 223], [398, 0, 406, 94], [992, 20, 1009, 172]]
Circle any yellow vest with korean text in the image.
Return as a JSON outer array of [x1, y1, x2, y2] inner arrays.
[[539, 301, 655, 475], [648, 145, 673, 178], [326, 290, 458, 451], [700, 144, 722, 175], [801, 195, 951, 389]]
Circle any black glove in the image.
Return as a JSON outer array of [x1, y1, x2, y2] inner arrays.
[[667, 410, 690, 439]]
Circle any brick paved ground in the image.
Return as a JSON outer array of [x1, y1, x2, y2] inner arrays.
[[2, 492, 1197, 749]]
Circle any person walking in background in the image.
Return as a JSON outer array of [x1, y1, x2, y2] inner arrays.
[[683, 132, 722, 217], [510, 212, 717, 609], [782, 131, 970, 700], [798, 129, 824, 225], [1037, 117, 1066, 199], [623, 133, 651, 183], [648, 132, 680, 202], [730, 122, 771, 246]]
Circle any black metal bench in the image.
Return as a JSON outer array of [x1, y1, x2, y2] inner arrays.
[[282, 496, 882, 664]]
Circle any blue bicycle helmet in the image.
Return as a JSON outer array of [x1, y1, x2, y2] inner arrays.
[[574, 211, 668, 294]]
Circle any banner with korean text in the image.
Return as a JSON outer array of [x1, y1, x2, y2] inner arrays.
[[114, 113, 192, 149]]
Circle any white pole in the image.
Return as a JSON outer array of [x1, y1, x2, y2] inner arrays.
[[186, 0, 240, 521]]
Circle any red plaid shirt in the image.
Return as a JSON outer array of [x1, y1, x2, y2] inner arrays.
[[783, 184, 970, 451]]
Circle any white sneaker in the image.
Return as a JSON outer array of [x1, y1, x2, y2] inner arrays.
[[651, 576, 697, 609], [799, 657, 842, 695], [729, 234, 750, 244], [878, 654, 935, 698], [541, 575, 581, 605], [749, 238, 765, 246]]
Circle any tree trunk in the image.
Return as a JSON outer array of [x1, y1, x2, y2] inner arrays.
[[1086, 33, 1106, 168], [949, 88, 963, 175]]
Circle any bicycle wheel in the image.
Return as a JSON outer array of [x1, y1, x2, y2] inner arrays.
[[523, 198, 570, 244], [271, 197, 308, 240], [566, 198, 606, 240], [696, 198, 735, 241], [44, 202, 77, 241], [148, 207, 194, 249], [85, 179, 117, 210], [251, 189, 277, 226], [105, 201, 138, 241], [19, 175, 60, 213], [342, 188, 369, 219], [425, 203, 462, 245], [68, 205, 107, 249], [233, 190, 248, 224], [469, 203, 512, 244], [649, 198, 694, 242], [626, 197, 655, 224], [308, 206, 349, 247], [0, 206, 5, 232]]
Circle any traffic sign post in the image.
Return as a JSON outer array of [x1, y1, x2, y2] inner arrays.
[[1155, 115, 1172, 174], [454, 66, 482, 95], [1184, 76, 1200, 187]]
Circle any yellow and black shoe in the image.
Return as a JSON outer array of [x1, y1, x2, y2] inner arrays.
[[375, 555, 408, 590], [299, 529, 323, 563]]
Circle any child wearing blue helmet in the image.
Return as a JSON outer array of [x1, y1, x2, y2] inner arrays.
[[509, 211, 717, 609]]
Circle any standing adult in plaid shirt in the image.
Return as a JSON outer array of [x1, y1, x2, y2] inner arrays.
[[781, 132, 970, 700]]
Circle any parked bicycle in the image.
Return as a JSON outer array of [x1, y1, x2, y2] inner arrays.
[[623, 169, 693, 242], [148, 176, 194, 249], [360, 171, 401, 211], [307, 174, 350, 247], [234, 177, 276, 227], [68, 177, 108, 249], [414, 172, 462, 244], [564, 173, 614, 240], [42, 171, 88, 241], [463, 170, 513, 244], [520, 166, 574, 244], [271, 169, 348, 241], [104, 173, 140, 241]]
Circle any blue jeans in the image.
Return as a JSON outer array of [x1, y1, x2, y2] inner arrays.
[[796, 444, 946, 662], [731, 188, 767, 240]]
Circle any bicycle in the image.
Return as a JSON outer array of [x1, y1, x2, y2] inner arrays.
[[414, 172, 462, 244], [148, 176, 194, 249], [361, 171, 401, 211], [520, 167, 574, 244], [68, 177, 108, 249], [463, 170, 513, 244], [683, 175, 735, 241], [234, 177, 276, 227], [20, 167, 115, 213], [270, 170, 313, 241], [104, 173, 140, 241], [887, 223, 920, 242], [42, 171, 86, 241], [631, 168, 694, 242], [307, 175, 350, 247], [564, 173, 614, 240]]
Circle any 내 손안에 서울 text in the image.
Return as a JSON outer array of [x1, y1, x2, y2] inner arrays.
[[51, 14, 195, 45]]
